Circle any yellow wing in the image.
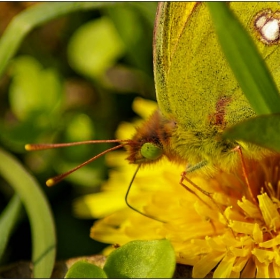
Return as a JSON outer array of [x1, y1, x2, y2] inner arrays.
[[153, 2, 280, 170]]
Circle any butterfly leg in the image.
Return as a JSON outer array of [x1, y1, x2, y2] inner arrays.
[[231, 145, 256, 204], [180, 172, 235, 235], [180, 172, 218, 233], [180, 171, 212, 198]]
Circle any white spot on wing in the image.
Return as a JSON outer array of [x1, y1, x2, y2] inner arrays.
[[254, 9, 280, 45], [256, 16, 267, 29], [262, 19, 279, 41]]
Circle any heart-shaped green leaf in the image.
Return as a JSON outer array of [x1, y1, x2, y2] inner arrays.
[[103, 239, 176, 278]]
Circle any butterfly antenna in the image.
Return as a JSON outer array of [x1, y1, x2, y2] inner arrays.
[[25, 140, 130, 186], [25, 139, 131, 151], [125, 164, 166, 223], [46, 144, 127, 186], [25, 139, 133, 186]]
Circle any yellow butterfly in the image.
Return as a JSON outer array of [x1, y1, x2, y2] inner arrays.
[[27, 2, 280, 183], [127, 2, 280, 175]]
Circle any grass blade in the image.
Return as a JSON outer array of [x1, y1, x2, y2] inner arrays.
[[0, 195, 23, 261], [0, 148, 56, 278]]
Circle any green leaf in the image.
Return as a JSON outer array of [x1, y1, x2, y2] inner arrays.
[[9, 56, 62, 121], [103, 239, 176, 278], [0, 2, 115, 77], [0, 195, 23, 261], [106, 3, 156, 74], [207, 2, 280, 115], [65, 260, 107, 278], [66, 114, 95, 142], [224, 114, 280, 152], [68, 17, 125, 79], [0, 148, 56, 278], [128, 2, 158, 27]]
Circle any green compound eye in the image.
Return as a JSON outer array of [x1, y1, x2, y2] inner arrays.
[[140, 142, 163, 160]]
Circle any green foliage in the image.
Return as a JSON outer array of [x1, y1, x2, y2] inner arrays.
[[224, 114, 280, 152], [0, 195, 23, 261], [0, 2, 113, 77], [9, 56, 62, 121], [68, 17, 125, 80], [104, 240, 176, 278], [0, 1, 279, 278], [0, 148, 56, 277], [65, 261, 107, 278], [65, 240, 176, 278], [0, 1, 157, 277]]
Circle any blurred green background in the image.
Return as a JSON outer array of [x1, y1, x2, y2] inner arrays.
[[0, 2, 157, 264]]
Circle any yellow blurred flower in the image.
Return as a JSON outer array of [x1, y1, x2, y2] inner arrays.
[[74, 97, 280, 278]]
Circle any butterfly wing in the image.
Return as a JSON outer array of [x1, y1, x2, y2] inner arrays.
[[153, 2, 280, 168]]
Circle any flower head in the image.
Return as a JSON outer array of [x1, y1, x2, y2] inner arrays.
[[74, 98, 280, 278]]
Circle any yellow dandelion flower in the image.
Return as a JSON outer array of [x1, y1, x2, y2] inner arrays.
[[74, 98, 280, 278]]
